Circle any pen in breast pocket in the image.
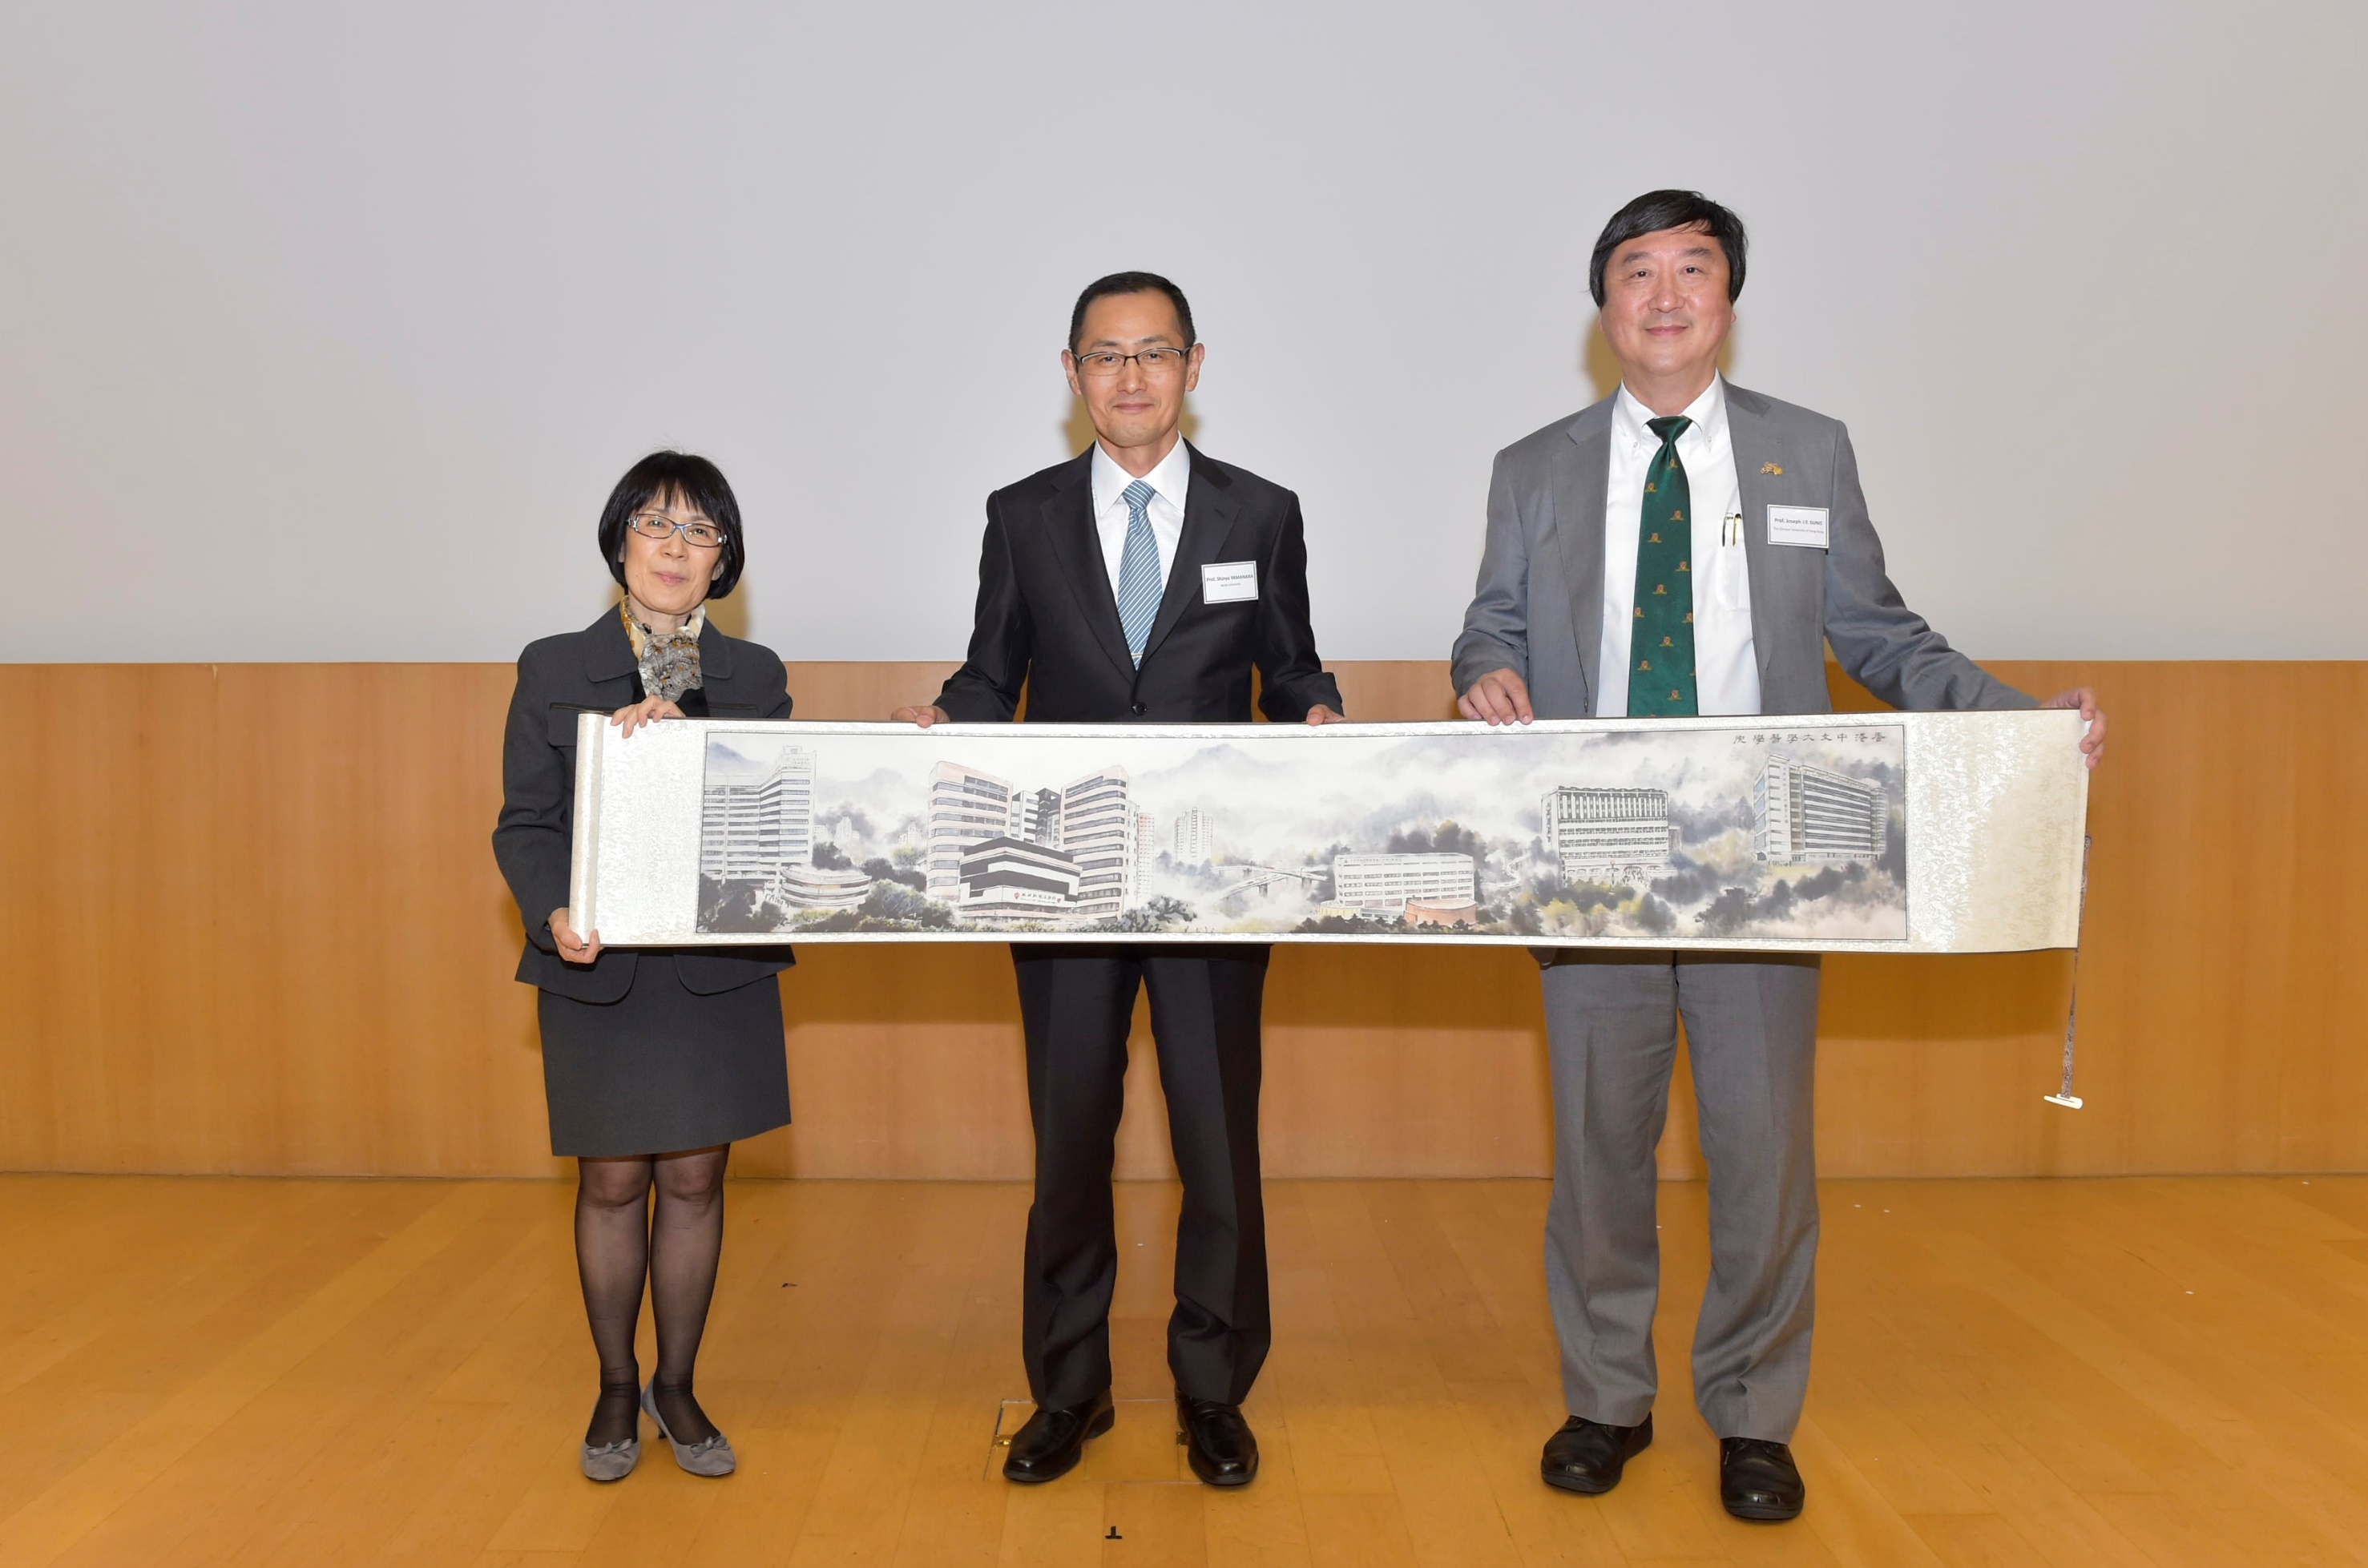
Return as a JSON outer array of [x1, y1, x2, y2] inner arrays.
[[1722, 510, 1743, 546]]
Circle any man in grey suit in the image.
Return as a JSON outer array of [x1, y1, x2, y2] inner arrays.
[[1453, 190, 2106, 1522]]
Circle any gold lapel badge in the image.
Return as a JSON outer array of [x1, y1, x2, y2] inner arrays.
[[1760, 461, 1784, 476]]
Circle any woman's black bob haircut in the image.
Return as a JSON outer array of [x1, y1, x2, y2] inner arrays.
[[1588, 190, 1748, 308], [596, 450, 747, 600]]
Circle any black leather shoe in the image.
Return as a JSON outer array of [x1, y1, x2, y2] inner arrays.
[[1719, 1437, 1805, 1520], [1176, 1396, 1259, 1487], [1002, 1390, 1114, 1484], [1540, 1413, 1652, 1493]]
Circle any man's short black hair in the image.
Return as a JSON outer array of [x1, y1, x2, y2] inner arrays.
[[1588, 191, 1748, 307], [1068, 271, 1196, 353], [596, 449, 747, 600]]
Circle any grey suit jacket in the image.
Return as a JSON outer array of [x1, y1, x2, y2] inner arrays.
[[1450, 382, 2035, 720]]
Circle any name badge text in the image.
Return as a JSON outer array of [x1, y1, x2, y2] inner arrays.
[[1202, 561, 1259, 603], [1766, 506, 1830, 549]]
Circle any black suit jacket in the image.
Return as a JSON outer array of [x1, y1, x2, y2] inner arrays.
[[494, 607, 797, 1004], [934, 445, 1343, 724]]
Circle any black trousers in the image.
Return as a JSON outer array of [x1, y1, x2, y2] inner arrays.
[[1012, 943, 1272, 1409]]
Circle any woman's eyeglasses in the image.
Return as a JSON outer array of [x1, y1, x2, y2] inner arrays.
[[627, 513, 726, 549]]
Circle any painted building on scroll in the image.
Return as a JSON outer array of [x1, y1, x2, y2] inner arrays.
[[700, 740, 877, 913], [701, 744, 816, 881], [923, 761, 1017, 901], [1060, 769, 1137, 918], [1753, 752, 1887, 864], [921, 758, 1138, 924], [1331, 853, 1478, 915], [1542, 785, 1677, 881], [957, 836, 1083, 921], [1172, 807, 1209, 865]]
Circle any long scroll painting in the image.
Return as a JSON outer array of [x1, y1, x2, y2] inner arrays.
[[569, 712, 2088, 953]]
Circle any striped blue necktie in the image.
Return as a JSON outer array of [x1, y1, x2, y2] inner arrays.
[[1115, 478, 1162, 666]]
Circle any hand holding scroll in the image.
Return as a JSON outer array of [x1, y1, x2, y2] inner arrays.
[[2040, 687, 2108, 768], [551, 908, 603, 965], [1458, 667, 1534, 727], [611, 696, 684, 738]]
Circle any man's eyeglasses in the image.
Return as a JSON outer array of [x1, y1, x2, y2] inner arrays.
[[627, 513, 727, 549], [1071, 347, 1193, 377]]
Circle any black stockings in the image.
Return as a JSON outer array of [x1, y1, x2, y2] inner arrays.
[[575, 1145, 730, 1446]]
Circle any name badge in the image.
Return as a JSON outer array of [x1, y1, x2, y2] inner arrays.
[[1766, 505, 1830, 549], [1201, 561, 1259, 603]]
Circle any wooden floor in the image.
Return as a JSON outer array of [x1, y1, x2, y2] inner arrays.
[[7, 1175, 2368, 1566]]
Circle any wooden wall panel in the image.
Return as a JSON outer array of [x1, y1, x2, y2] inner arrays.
[[1, 659, 2362, 1179]]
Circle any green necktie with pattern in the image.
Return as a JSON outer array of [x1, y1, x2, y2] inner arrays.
[[1627, 413, 1697, 717]]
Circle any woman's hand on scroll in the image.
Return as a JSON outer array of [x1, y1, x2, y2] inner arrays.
[[611, 696, 684, 738], [890, 704, 950, 727], [551, 909, 603, 965]]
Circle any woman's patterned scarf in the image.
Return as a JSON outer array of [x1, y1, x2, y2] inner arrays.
[[620, 599, 707, 703]]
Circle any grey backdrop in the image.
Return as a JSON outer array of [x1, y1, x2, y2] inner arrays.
[[2, 1, 2359, 663]]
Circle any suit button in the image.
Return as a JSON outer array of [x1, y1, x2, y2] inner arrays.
[[1131, 703, 1148, 716]]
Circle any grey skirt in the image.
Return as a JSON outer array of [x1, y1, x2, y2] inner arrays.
[[537, 957, 792, 1158]]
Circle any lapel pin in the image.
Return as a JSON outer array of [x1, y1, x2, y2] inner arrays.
[[1761, 462, 1784, 476]]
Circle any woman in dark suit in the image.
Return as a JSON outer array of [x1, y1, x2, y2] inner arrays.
[[493, 450, 795, 1481]]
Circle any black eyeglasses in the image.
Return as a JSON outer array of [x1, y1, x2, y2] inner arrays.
[[627, 512, 727, 549], [1071, 347, 1193, 377]]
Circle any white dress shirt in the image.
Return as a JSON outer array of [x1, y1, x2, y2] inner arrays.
[[1089, 438, 1190, 603], [1596, 376, 1761, 717]]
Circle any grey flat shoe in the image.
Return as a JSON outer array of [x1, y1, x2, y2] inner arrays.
[[643, 1381, 736, 1477], [580, 1434, 639, 1481]]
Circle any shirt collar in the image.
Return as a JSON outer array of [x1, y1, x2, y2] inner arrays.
[[1091, 436, 1193, 514], [1613, 373, 1727, 450]]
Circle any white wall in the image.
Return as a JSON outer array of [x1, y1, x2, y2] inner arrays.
[[2, 1, 2360, 664]]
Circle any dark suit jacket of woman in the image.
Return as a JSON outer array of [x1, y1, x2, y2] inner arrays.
[[494, 607, 797, 1004]]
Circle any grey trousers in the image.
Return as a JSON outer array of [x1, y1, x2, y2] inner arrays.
[[1539, 950, 1821, 1442]]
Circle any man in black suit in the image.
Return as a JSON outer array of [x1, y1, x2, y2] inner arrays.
[[893, 272, 1341, 1487]]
